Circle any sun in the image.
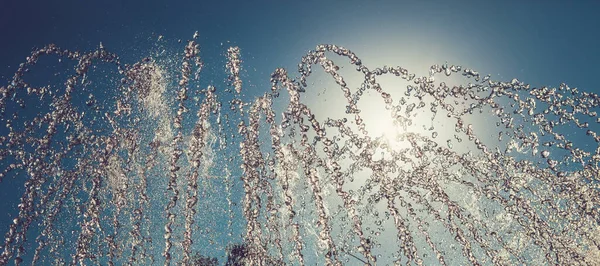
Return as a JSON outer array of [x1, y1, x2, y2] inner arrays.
[[358, 96, 415, 153]]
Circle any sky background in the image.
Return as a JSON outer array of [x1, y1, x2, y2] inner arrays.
[[1, 0, 599, 91], [1, 0, 599, 264]]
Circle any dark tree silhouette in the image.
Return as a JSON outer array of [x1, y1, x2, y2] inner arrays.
[[189, 243, 277, 266], [190, 252, 218, 266], [224, 243, 282, 266], [224, 243, 247, 266]]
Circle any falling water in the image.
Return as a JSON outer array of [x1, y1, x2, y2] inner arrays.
[[0, 33, 599, 265]]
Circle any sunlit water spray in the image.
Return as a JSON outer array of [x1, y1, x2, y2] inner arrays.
[[0, 33, 599, 265]]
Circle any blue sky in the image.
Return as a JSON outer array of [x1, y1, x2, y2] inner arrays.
[[1, 0, 599, 91], [1, 0, 599, 264]]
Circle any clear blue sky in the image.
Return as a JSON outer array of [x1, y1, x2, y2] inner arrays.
[[1, 0, 599, 91]]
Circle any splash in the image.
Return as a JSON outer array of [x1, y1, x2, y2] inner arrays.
[[0, 33, 599, 265]]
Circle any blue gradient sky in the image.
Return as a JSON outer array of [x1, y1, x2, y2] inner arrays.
[[1, 0, 599, 91]]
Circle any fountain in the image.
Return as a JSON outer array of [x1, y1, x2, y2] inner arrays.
[[0, 33, 598, 265]]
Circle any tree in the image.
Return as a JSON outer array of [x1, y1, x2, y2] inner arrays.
[[224, 243, 247, 266], [225, 243, 281, 266], [189, 242, 280, 266], [190, 252, 218, 266]]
